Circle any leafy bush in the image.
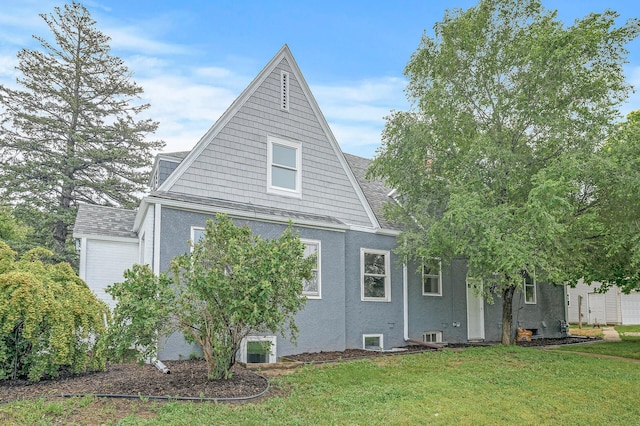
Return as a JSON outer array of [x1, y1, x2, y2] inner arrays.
[[0, 242, 108, 381], [107, 214, 315, 379]]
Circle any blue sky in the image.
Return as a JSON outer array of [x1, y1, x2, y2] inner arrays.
[[1, 1, 639, 158]]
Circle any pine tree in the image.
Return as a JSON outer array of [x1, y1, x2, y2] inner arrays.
[[0, 2, 164, 258]]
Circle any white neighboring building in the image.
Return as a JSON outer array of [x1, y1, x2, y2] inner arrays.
[[74, 204, 139, 312], [567, 279, 640, 325]]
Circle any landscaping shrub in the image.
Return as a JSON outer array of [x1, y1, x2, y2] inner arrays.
[[0, 242, 109, 381]]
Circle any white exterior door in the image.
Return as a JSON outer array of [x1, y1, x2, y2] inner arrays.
[[467, 282, 485, 340], [588, 293, 607, 325]]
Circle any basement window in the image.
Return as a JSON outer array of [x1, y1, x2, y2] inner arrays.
[[241, 336, 276, 364], [363, 334, 384, 350], [423, 331, 443, 343]]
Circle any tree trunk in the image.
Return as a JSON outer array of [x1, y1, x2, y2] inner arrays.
[[501, 285, 516, 345]]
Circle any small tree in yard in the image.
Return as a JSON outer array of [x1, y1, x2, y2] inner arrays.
[[0, 242, 108, 381], [107, 214, 315, 380], [369, 0, 639, 344]]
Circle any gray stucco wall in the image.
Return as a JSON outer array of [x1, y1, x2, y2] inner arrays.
[[407, 258, 567, 343], [406, 258, 469, 344], [155, 205, 567, 360], [157, 206, 347, 360], [483, 282, 567, 341], [344, 231, 405, 351]]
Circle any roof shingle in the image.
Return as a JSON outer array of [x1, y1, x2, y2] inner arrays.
[[73, 204, 137, 239]]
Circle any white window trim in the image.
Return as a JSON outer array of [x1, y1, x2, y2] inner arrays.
[[423, 331, 443, 343], [240, 336, 277, 364], [301, 239, 321, 299], [139, 231, 146, 264], [524, 271, 537, 305], [422, 259, 442, 296], [190, 226, 205, 253], [361, 248, 391, 302], [280, 70, 290, 111], [363, 334, 384, 350], [267, 136, 302, 198]]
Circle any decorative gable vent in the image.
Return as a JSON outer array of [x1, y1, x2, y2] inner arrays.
[[280, 70, 289, 111]]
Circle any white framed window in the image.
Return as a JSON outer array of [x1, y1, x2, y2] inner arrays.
[[190, 226, 205, 252], [301, 239, 321, 299], [524, 271, 537, 304], [363, 334, 384, 350], [240, 336, 277, 364], [423, 331, 443, 343], [280, 70, 290, 111], [361, 248, 391, 302], [267, 136, 301, 197], [422, 260, 442, 296]]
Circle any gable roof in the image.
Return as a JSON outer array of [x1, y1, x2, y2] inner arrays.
[[343, 153, 401, 231], [154, 44, 380, 230], [74, 204, 137, 240]]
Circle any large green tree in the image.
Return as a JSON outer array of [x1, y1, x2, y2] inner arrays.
[[369, 0, 639, 344], [0, 2, 164, 258], [579, 111, 640, 293], [107, 214, 315, 380]]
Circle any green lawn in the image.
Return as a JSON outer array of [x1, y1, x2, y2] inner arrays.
[[558, 324, 640, 360], [615, 324, 640, 335], [2, 346, 639, 425]]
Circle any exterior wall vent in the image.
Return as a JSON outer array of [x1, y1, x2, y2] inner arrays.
[[280, 70, 289, 111]]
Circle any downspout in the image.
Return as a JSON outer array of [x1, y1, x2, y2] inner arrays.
[[563, 284, 569, 324], [152, 202, 166, 370], [403, 263, 409, 341]]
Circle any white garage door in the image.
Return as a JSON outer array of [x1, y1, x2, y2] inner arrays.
[[621, 293, 640, 325]]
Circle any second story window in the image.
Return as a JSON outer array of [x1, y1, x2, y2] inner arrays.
[[267, 136, 301, 197]]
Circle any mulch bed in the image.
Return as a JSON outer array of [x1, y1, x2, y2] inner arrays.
[[0, 337, 594, 403], [0, 361, 267, 403], [282, 346, 437, 363]]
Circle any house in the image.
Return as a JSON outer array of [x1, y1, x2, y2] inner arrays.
[[567, 280, 640, 325], [74, 45, 568, 362]]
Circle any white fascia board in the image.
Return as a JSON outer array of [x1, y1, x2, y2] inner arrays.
[[144, 195, 349, 233], [73, 234, 138, 243], [349, 224, 401, 237], [133, 198, 151, 233], [79, 237, 87, 280]]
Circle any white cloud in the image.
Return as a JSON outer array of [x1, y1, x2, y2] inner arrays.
[[329, 122, 386, 157], [104, 26, 191, 56], [0, 2, 407, 160]]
